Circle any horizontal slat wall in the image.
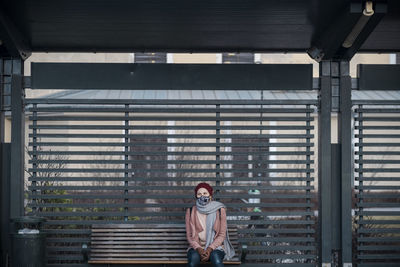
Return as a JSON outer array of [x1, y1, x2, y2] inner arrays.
[[354, 103, 400, 267], [27, 99, 317, 266]]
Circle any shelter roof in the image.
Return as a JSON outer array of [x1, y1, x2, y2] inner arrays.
[[1, 0, 399, 59]]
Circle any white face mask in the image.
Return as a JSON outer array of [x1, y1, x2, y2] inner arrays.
[[196, 195, 211, 206]]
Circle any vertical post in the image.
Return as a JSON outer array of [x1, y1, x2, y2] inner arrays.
[[319, 60, 353, 267], [31, 104, 37, 213], [0, 58, 14, 143], [319, 60, 332, 266], [338, 61, 353, 267], [0, 58, 4, 143], [356, 106, 364, 266], [215, 104, 220, 200], [1, 58, 22, 267], [124, 104, 129, 221], [306, 104, 311, 263], [1, 143, 11, 267], [10, 57, 24, 219], [10, 73, 24, 218]]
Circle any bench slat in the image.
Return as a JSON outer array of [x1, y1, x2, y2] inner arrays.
[[92, 234, 238, 238], [92, 237, 238, 242], [90, 258, 242, 262], [93, 224, 237, 230], [92, 253, 186, 259], [93, 226, 238, 229], [92, 239, 235, 241], [91, 252, 241, 257], [92, 229, 186, 233], [91, 241, 239, 246], [92, 233, 187, 237], [91, 245, 188, 249], [89, 260, 241, 265], [92, 249, 189, 253], [93, 224, 186, 228], [92, 241, 188, 245], [92, 228, 237, 233]]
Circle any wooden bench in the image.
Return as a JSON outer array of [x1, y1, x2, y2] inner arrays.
[[84, 224, 243, 265]]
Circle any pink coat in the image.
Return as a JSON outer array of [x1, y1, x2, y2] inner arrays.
[[185, 206, 227, 250]]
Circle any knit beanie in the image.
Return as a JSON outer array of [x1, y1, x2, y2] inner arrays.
[[194, 182, 213, 196]]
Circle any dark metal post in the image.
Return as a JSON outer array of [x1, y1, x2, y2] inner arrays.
[[306, 104, 312, 263], [31, 104, 37, 212], [0, 58, 4, 143], [0, 58, 14, 143], [215, 104, 220, 200], [10, 71, 24, 218], [124, 104, 129, 221], [1, 143, 11, 267], [1, 58, 22, 267], [319, 60, 353, 267], [338, 61, 352, 267], [319, 60, 332, 267]]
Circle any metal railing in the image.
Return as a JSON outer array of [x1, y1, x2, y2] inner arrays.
[[354, 101, 400, 267]]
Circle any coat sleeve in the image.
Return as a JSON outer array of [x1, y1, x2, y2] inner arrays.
[[185, 207, 201, 250], [209, 208, 227, 250]]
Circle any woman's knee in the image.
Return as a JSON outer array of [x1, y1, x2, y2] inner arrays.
[[187, 249, 200, 267], [210, 250, 225, 267]]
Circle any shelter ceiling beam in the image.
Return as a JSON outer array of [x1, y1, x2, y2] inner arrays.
[[0, 9, 31, 60], [29, 63, 313, 91], [308, 1, 387, 62]]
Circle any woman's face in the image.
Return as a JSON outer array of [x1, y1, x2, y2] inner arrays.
[[196, 187, 210, 198]]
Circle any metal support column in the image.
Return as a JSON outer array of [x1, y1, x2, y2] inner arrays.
[[1, 58, 23, 267], [319, 60, 353, 267], [0, 58, 14, 143], [338, 61, 352, 267], [1, 143, 11, 267], [0, 59, 4, 143], [319, 60, 332, 267], [10, 70, 24, 218]]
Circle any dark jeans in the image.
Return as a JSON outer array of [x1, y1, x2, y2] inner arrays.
[[187, 248, 225, 267]]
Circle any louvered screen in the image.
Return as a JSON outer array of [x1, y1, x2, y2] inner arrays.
[[354, 103, 400, 266], [27, 98, 317, 266]]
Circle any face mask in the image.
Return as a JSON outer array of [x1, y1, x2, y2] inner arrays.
[[196, 195, 211, 206]]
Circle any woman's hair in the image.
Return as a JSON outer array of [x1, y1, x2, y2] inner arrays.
[[194, 182, 213, 196]]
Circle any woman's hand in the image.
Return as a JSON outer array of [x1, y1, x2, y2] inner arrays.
[[196, 247, 205, 256], [200, 247, 213, 262]]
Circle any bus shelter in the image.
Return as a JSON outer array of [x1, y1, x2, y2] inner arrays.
[[1, 1, 400, 266]]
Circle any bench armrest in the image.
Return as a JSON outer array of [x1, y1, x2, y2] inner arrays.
[[82, 243, 89, 262], [240, 244, 248, 262]]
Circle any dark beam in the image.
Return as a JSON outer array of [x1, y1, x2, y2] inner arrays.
[[340, 2, 387, 59], [30, 63, 313, 90], [0, 9, 31, 60], [358, 64, 400, 90], [308, 1, 387, 61]]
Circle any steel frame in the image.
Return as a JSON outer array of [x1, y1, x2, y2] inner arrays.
[[2, 60, 400, 266]]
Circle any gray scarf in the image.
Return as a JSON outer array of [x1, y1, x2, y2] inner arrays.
[[196, 200, 235, 260]]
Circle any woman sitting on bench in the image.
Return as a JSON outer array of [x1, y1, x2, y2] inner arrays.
[[185, 182, 235, 267]]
